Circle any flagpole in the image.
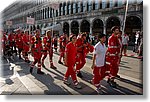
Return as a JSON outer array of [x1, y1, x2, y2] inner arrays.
[[122, 0, 129, 34], [50, 2, 60, 37]]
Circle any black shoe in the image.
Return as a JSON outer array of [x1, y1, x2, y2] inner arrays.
[[37, 70, 44, 75], [19, 56, 21, 59], [51, 65, 57, 69], [30, 68, 33, 74], [110, 81, 117, 88], [77, 72, 83, 78], [58, 60, 63, 64], [116, 75, 121, 78], [42, 64, 46, 68], [107, 78, 111, 84]]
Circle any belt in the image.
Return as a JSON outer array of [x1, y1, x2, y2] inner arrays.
[[77, 51, 83, 53], [108, 54, 118, 56], [108, 46, 118, 48]]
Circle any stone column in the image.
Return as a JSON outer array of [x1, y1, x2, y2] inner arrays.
[[103, 24, 106, 35]]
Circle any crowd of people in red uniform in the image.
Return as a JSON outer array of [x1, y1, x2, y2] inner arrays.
[[1, 26, 128, 94]]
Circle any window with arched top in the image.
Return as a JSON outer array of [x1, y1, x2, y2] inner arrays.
[[78, 2, 81, 13], [80, 1, 83, 12], [106, 0, 110, 8], [114, 0, 118, 7], [99, 0, 102, 9], [59, 3, 62, 16], [67, 2, 70, 15], [63, 2, 66, 15], [88, 0, 92, 11], [93, 0, 95, 10]]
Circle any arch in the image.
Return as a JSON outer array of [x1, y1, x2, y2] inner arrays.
[[80, 20, 90, 33], [33, 25, 36, 31], [71, 21, 79, 36], [37, 25, 40, 30], [92, 18, 104, 35], [125, 15, 142, 34], [124, 15, 142, 45], [106, 16, 121, 35], [63, 22, 69, 37]]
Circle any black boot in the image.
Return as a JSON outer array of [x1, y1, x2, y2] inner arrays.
[[19, 55, 21, 59], [58, 60, 63, 64], [51, 65, 57, 69], [30, 67, 33, 74], [37, 69, 44, 75], [42, 64, 46, 68], [110, 80, 117, 88], [107, 78, 111, 84], [116, 75, 121, 78]]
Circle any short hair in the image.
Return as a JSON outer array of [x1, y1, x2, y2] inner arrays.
[[98, 34, 106, 39], [46, 30, 52, 36], [81, 34, 86, 38], [111, 26, 120, 32], [35, 29, 40, 33], [69, 34, 76, 41]]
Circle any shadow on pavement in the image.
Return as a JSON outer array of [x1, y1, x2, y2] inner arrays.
[[117, 77, 143, 89]]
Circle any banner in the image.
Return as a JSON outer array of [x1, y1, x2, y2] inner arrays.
[[27, 17, 35, 25]]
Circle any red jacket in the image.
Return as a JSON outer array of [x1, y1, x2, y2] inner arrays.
[[43, 36, 52, 51], [32, 36, 42, 58], [65, 42, 77, 66], [107, 34, 120, 56], [2, 34, 7, 48], [16, 33, 23, 49], [76, 38, 94, 55], [23, 34, 30, 51]]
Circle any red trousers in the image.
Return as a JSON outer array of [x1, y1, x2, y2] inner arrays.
[[92, 66, 106, 88], [76, 53, 86, 73], [31, 53, 42, 70], [60, 48, 65, 58], [42, 49, 54, 66], [106, 56, 119, 77], [64, 64, 77, 84]]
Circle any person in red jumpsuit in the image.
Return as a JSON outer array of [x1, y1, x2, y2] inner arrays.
[[116, 30, 123, 78], [41, 30, 57, 69], [22, 30, 30, 63], [106, 26, 121, 87], [15, 30, 23, 59], [8, 32, 14, 53], [58, 33, 68, 65], [75, 33, 94, 78], [63, 34, 82, 89], [30, 29, 44, 74], [52, 35, 58, 52]]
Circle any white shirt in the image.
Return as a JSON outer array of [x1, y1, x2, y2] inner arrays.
[[122, 35, 129, 45], [93, 42, 107, 67]]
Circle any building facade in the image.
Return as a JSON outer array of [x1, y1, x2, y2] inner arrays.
[[2, 0, 143, 38]]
